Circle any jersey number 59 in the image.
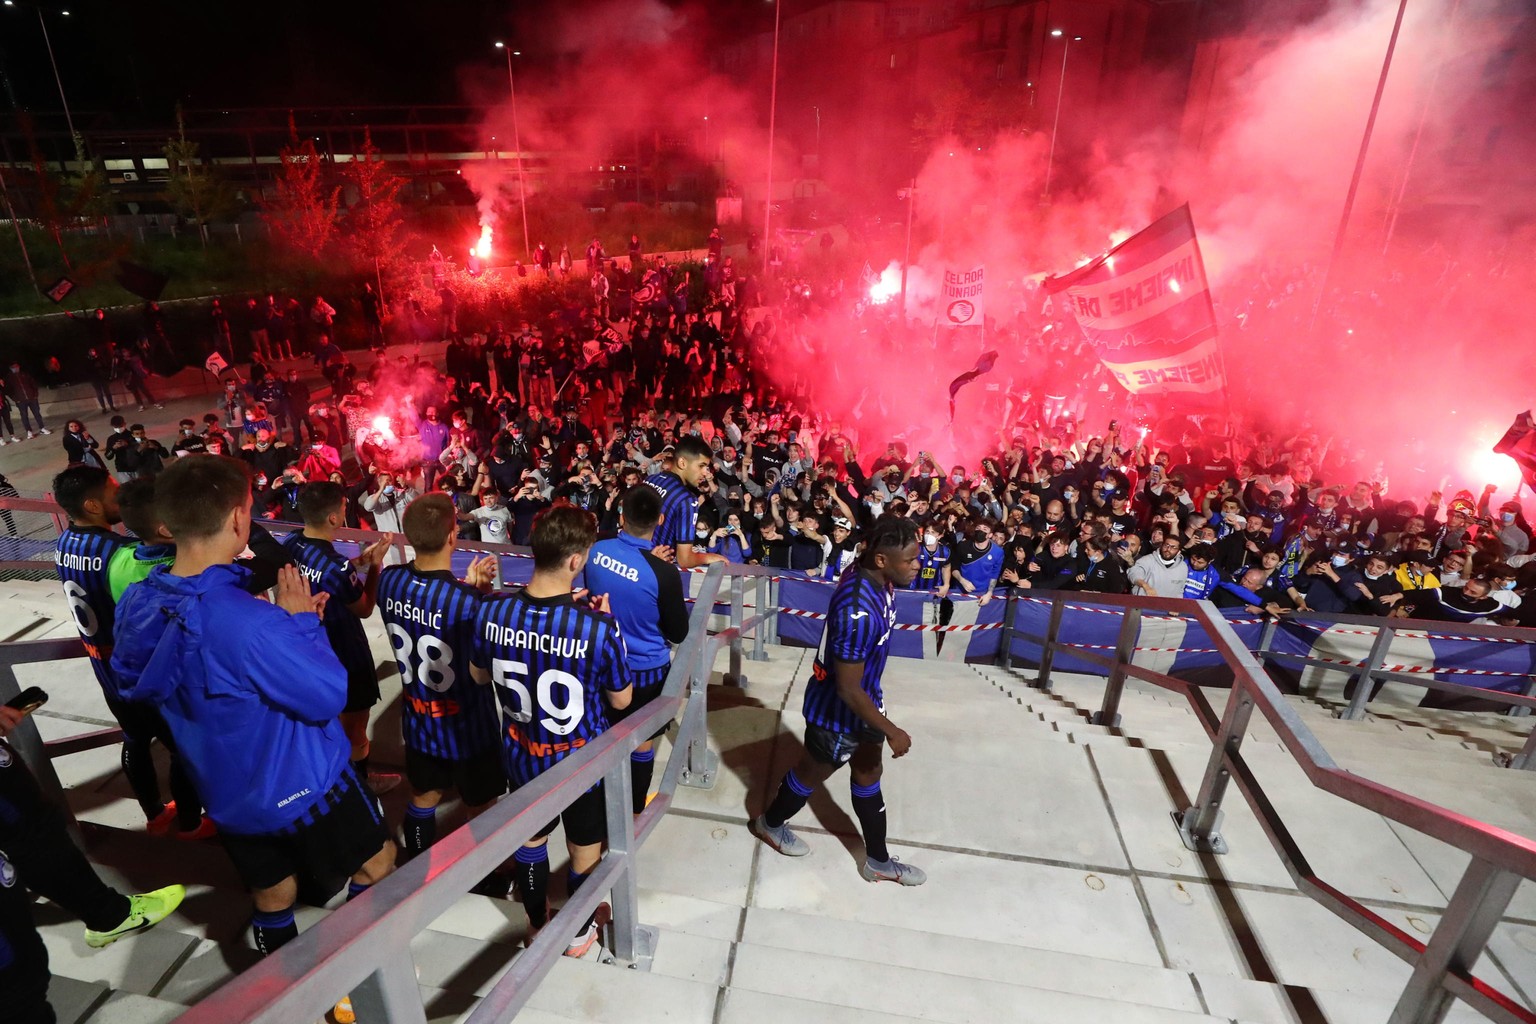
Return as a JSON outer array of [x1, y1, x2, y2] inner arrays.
[[490, 659, 585, 736]]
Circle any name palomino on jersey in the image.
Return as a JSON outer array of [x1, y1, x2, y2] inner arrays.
[[483, 622, 589, 660], [385, 599, 443, 630], [55, 550, 103, 572], [589, 550, 639, 582]]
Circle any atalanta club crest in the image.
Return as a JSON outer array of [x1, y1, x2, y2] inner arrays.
[[946, 300, 975, 325], [0, 744, 11, 768], [0, 853, 16, 888]]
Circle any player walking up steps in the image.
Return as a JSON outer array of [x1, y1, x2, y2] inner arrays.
[[753, 515, 927, 885]]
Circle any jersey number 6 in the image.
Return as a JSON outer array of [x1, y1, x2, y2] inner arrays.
[[490, 659, 585, 736]]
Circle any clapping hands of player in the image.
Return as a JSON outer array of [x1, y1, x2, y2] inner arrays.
[[276, 565, 329, 619], [571, 589, 612, 615], [358, 536, 394, 569], [464, 554, 498, 593]]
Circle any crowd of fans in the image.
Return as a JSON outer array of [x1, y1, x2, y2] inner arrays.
[[4, 226, 1532, 1024], [24, 229, 1535, 638]]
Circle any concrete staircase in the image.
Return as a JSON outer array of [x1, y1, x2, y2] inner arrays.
[[6, 577, 1535, 1023]]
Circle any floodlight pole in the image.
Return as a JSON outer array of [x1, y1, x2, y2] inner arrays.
[[1310, 0, 1409, 332]]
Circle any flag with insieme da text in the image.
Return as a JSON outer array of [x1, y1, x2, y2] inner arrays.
[[1043, 205, 1224, 396]]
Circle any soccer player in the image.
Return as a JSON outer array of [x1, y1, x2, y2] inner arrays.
[[752, 515, 926, 885], [646, 435, 726, 569], [51, 466, 209, 838], [583, 485, 690, 814], [282, 482, 399, 793], [0, 702, 186, 1024], [377, 493, 504, 858], [470, 505, 632, 957], [110, 455, 395, 1024]]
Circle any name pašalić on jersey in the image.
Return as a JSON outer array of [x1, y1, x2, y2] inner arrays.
[[377, 565, 500, 761]]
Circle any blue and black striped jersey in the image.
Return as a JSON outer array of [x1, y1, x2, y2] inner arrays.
[[912, 543, 950, 591], [644, 471, 697, 551], [378, 564, 500, 761], [471, 591, 630, 786], [280, 534, 373, 677], [57, 526, 135, 691], [802, 568, 897, 734]]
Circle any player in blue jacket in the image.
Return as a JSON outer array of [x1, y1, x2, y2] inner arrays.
[[584, 484, 690, 813], [111, 455, 394, 1024]]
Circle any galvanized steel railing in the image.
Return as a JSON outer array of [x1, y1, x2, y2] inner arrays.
[[999, 588, 1536, 1024]]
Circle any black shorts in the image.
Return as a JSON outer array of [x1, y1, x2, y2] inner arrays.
[[608, 665, 672, 742], [220, 771, 390, 892], [103, 693, 179, 751], [404, 747, 507, 808], [531, 782, 607, 847], [343, 665, 382, 714], [805, 721, 884, 768]]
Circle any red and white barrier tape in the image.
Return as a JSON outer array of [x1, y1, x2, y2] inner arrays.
[[1278, 620, 1530, 646], [1291, 652, 1532, 678], [1056, 642, 1219, 654], [777, 607, 1004, 633]]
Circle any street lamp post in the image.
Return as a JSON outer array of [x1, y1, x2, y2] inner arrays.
[[1042, 29, 1080, 204], [494, 41, 531, 261], [1309, 0, 1409, 330], [5, 2, 82, 161], [762, 0, 782, 274]]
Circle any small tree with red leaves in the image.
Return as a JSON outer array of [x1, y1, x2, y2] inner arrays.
[[341, 127, 410, 297], [264, 117, 340, 264]]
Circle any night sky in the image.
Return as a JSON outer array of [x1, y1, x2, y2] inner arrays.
[[0, 0, 772, 118]]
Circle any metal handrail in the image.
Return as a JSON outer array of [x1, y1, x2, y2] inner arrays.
[[161, 560, 776, 1024], [1002, 588, 1536, 1024], [1001, 588, 1536, 764]]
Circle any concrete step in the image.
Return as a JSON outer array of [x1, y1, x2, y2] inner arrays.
[[726, 941, 1248, 1024], [720, 989, 934, 1024], [735, 904, 1498, 1024], [739, 905, 1205, 1014], [411, 946, 722, 1024]]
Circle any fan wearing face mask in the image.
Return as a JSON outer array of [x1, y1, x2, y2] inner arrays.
[[1477, 486, 1532, 559]]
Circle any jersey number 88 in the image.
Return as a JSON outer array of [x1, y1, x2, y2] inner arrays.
[[490, 659, 585, 736], [386, 626, 456, 693]]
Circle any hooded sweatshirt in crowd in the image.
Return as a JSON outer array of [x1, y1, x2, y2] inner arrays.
[[110, 563, 352, 835], [1128, 551, 1188, 598]]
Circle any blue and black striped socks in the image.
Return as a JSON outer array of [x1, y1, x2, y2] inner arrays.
[[764, 769, 814, 829], [630, 748, 656, 815], [851, 780, 888, 863], [513, 844, 550, 928], [403, 802, 437, 855], [251, 907, 297, 955]]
